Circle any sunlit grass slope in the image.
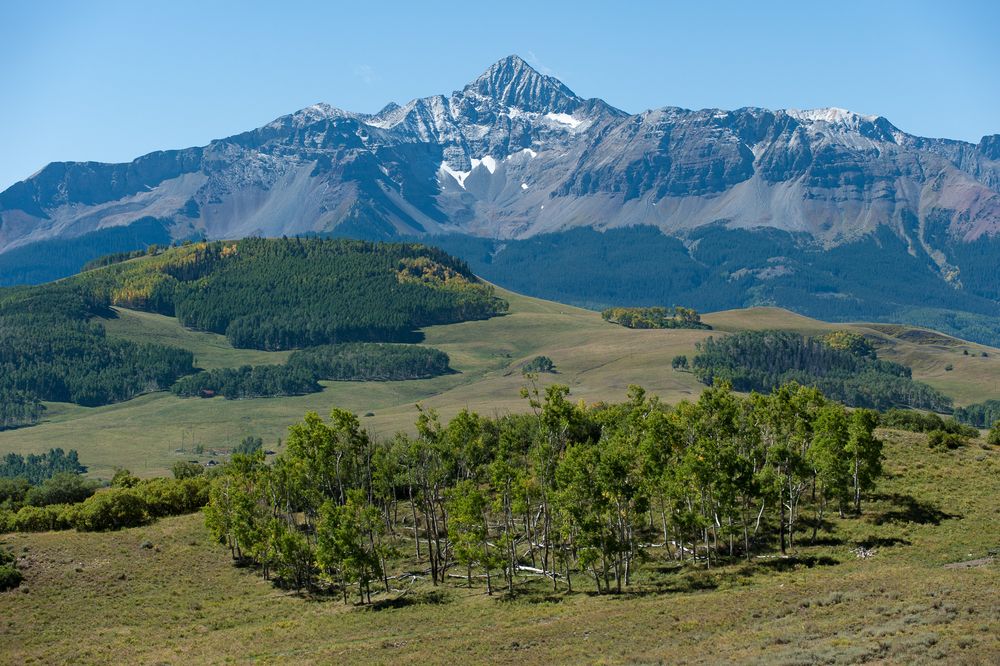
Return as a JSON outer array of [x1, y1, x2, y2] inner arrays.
[[0, 289, 997, 479]]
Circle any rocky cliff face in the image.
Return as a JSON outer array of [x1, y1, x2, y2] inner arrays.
[[1, 55, 999, 321]]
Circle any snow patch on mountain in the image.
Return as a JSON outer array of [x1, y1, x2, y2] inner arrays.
[[786, 107, 878, 124], [545, 112, 583, 129]]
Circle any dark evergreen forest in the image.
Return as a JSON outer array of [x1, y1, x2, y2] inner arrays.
[[691, 330, 952, 412]]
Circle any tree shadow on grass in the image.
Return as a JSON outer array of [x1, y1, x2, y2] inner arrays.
[[754, 555, 840, 572], [868, 493, 959, 526], [855, 536, 912, 549], [365, 589, 450, 611]]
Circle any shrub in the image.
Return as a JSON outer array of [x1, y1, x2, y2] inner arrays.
[[0, 564, 22, 592], [111, 468, 140, 488], [171, 461, 204, 480], [25, 472, 100, 507], [139, 477, 209, 518], [72, 488, 149, 531], [988, 422, 1000, 447], [671, 355, 689, 370], [0, 477, 29, 510], [11, 504, 72, 532], [927, 430, 966, 450]]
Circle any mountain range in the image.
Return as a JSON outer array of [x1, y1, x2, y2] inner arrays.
[[1, 55, 998, 343]]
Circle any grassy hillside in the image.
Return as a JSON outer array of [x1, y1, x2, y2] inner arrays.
[[0, 289, 997, 479], [2, 428, 996, 663]]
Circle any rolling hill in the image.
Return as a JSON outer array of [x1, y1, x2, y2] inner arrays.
[[0, 284, 996, 479]]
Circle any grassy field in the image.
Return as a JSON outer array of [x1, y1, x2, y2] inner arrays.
[[2, 429, 997, 664], [0, 289, 998, 479]]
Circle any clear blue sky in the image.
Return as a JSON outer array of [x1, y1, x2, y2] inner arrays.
[[1, 0, 997, 191]]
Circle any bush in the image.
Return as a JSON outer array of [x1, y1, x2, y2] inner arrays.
[[1, 476, 212, 533], [111, 468, 140, 488], [72, 488, 149, 531], [139, 477, 209, 518], [11, 504, 72, 532], [25, 472, 100, 507], [0, 564, 22, 592], [671, 355, 689, 370], [171, 461, 204, 480], [0, 477, 29, 510], [989, 422, 1000, 447], [927, 430, 966, 450], [880, 410, 979, 438]]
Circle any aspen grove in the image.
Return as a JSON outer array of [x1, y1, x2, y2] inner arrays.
[[204, 380, 883, 603]]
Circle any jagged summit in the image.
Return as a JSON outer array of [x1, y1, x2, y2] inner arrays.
[[461, 55, 580, 113], [785, 107, 879, 124], [1, 54, 999, 330]]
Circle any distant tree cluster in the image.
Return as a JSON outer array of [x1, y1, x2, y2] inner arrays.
[[172, 365, 321, 400], [0, 237, 501, 424], [203, 381, 882, 601], [172, 344, 453, 400], [288, 343, 451, 381], [820, 331, 876, 358], [0, 390, 45, 430], [954, 399, 1000, 429], [0, 449, 87, 485], [601, 306, 710, 330], [692, 330, 952, 412], [879, 409, 979, 438], [521, 355, 555, 375], [233, 436, 264, 455]]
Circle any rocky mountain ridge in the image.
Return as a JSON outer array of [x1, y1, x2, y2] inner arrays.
[[1, 55, 999, 344]]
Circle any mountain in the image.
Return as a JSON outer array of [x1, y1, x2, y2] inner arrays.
[[2, 55, 999, 343]]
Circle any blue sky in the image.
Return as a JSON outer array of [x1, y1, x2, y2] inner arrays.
[[1, 0, 997, 190]]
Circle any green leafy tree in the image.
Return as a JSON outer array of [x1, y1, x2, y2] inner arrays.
[[807, 404, 851, 540], [447, 479, 495, 593], [846, 409, 882, 513], [316, 490, 384, 604]]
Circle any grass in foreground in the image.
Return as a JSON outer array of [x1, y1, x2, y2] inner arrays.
[[1, 430, 997, 664]]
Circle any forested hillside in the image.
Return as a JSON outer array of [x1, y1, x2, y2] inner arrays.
[[425, 227, 1000, 347], [0, 238, 506, 423], [76, 237, 507, 350], [0, 283, 195, 426], [691, 330, 952, 412]]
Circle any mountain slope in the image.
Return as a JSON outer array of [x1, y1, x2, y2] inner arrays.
[[1, 55, 998, 341]]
